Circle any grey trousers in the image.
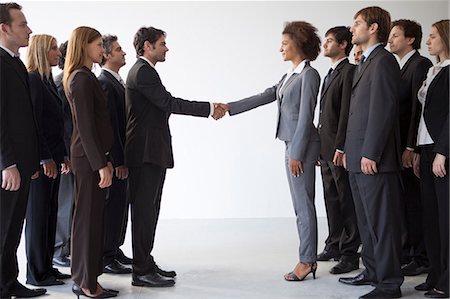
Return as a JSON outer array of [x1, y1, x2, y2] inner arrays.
[[284, 142, 318, 263]]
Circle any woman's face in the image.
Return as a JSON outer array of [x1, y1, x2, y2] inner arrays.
[[47, 39, 60, 67], [87, 37, 104, 64], [280, 33, 299, 62], [426, 26, 446, 58]]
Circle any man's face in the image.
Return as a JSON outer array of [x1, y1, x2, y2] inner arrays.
[[323, 34, 342, 58], [107, 40, 126, 68], [150, 35, 168, 63], [353, 45, 363, 64], [1, 8, 32, 48], [351, 15, 370, 46], [388, 26, 413, 55]]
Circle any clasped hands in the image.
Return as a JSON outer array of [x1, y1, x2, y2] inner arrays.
[[212, 103, 230, 120]]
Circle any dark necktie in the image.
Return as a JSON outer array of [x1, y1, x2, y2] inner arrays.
[[321, 67, 333, 95], [357, 55, 366, 73]]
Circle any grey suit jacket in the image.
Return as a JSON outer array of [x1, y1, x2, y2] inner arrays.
[[229, 61, 320, 162]]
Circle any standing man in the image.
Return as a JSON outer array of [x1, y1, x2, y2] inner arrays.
[[0, 3, 45, 298], [98, 34, 132, 275], [388, 19, 432, 276], [125, 26, 223, 288], [338, 7, 404, 299], [317, 26, 360, 275]]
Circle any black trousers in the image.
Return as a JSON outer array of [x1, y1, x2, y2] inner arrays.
[[103, 176, 129, 265], [54, 172, 74, 258], [25, 169, 60, 284], [349, 171, 404, 292], [320, 160, 360, 259], [0, 172, 32, 292], [420, 146, 449, 293], [129, 163, 166, 275]]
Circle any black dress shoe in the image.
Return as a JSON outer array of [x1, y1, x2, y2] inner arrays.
[[26, 277, 64, 286], [339, 273, 374, 286], [416, 282, 433, 291], [52, 256, 70, 267], [330, 260, 359, 274], [155, 265, 177, 278], [103, 259, 132, 274], [52, 268, 71, 279], [8, 281, 46, 298], [116, 249, 133, 265], [425, 289, 449, 298], [401, 260, 429, 276], [317, 249, 341, 261], [359, 288, 402, 298], [132, 272, 175, 287]]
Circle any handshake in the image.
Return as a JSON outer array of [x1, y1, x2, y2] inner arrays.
[[212, 103, 230, 120]]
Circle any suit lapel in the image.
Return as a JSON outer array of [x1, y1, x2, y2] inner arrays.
[[0, 48, 28, 88], [352, 45, 383, 88], [102, 70, 125, 92], [321, 59, 347, 99], [425, 66, 448, 108], [400, 51, 419, 76]]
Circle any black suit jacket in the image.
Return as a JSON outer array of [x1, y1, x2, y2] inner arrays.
[[344, 45, 402, 173], [28, 72, 66, 164], [125, 58, 210, 169], [398, 52, 433, 149], [0, 48, 39, 175], [54, 72, 73, 156], [423, 65, 449, 157], [318, 58, 355, 161], [98, 70, 126, 167]]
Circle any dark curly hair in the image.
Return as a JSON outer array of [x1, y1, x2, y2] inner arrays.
[[282, 21, 321, 61]]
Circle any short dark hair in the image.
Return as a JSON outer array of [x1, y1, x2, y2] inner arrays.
[[57, 40, 68, 70], [355, 6, 391, 45], [0, 2, 22, 25], [101, 34, 117, 66], [391, 19, 423, 50], [133, 26, 166, 57], [282, 21, 321, 61], [325, 26, 353, 56]]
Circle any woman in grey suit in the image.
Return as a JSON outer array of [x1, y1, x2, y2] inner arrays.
[[222, 21, 321, 281]]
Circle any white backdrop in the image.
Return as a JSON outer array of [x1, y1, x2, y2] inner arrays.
[[20, 1, 449, 218]]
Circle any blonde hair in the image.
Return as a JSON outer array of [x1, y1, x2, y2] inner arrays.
[[432, 19, 450, 62], [63, 26, 101, 95], [26, 34, 56, 79]]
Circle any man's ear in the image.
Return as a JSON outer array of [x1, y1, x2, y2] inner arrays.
[[368, 22, 379, 35], [0, 23, 9, 34], [406, 37, 415, 47], [340, 40, 348, 51]]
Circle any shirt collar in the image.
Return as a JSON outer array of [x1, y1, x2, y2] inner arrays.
[[362, 43, 382, 62], [0, 45, 17, 57], [139, 56, 155, 69], [102, 67, 123, 83], [436, 59, 450, 68], [287, 59, 308, 75], [330, 57, 347, 70], [397, 49, 416, 69]]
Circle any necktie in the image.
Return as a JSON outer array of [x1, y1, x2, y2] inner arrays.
[[357, 55, 366, 73], [321, 67, 333, 95], [119, 77, 126, 88]]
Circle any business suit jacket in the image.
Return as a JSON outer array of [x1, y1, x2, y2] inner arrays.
[[228, 61, 321, 162], [125, 58, 210, 169], [345, 45, 402, 173], [319, 59, 355, 160], [54, 72, 73, 156], [423, 65, 449, 157], [398, 52, 433, 149]]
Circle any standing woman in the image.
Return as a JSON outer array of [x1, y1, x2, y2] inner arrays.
[[414, 19, 449, 298], [63, 26, 115, 298], [25, 34, 71, 286], [223, 21, 321, 281]]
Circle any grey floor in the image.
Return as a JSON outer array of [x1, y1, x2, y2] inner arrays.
[[17, 218, 427, 298]]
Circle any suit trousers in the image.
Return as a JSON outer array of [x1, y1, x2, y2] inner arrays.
[[103, 176, 128, 265], [54, 172, 74, 258], [129, 163, 166, 275], [348, 172, 404, 292], [25, 169, 60, 284], [284, 143, 318, 263], [419, 146, 449, 293], [319, 160, 360, 259], [71, 157, 105, 293], [0, 175, 32, 291]]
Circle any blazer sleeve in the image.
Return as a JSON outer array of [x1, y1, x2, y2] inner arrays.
[[70, 72, 107, 171], [0, 62, 16, 170], [136, 65, 210, 117], [228, 84, 278, 115], [29, 73, 52, 161], [361, 55, 400, 162], [290, 68, 320, 161], [334, 65, 354, 152]]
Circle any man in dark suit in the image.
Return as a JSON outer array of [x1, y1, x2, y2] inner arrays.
[[388, 19, 433, 276], [98, 34, 132, 275], [317, 26, 360, 274], [125, 26, 224, 288], [0, 3, 45, 298], [338, 7, 404, 299]]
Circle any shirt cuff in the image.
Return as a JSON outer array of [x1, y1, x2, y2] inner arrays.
[[6, 164, 17, 169], [406, 147, 415, 152], [335, 149, 344, 154], [209, 103, 214, 117], [40, 159, 54, 165]]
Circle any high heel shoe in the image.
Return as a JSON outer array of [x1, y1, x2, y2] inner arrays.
[[284, 262, 317, 281], [72, 284, 117, 298]]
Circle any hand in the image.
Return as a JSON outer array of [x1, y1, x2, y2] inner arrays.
[[61, 159, 72, 175], [333, 151, 344, 167], [289, 159, 303, 177], [31, 171, 39, 180], [401, 149, 414, 168], [343, 153, 347, 170], [361, 157, 377, 175], [212, 103, 225, 120], [98, 163, 113, 189], [115, 165, 129, 180], [1, 166, 21, 191], [43, 160, 58, 179], [432, 153, 447, 178], [413, 153, 420, 178]]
